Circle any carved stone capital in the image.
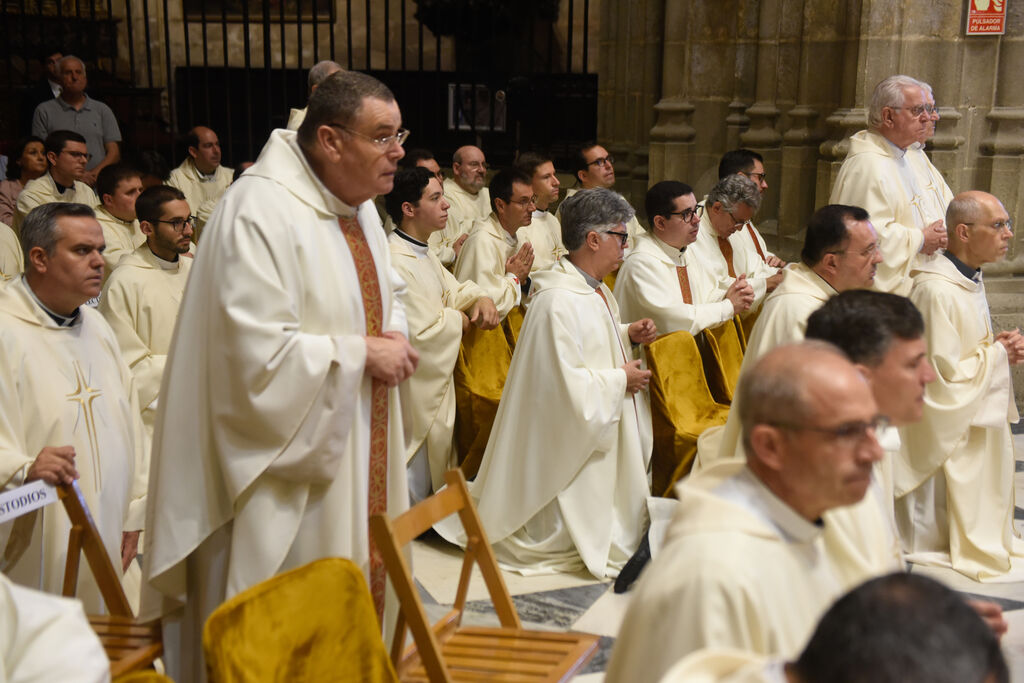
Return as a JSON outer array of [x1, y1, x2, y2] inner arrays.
[[980, 107, 1024, 156], [928, 107, 964, 151], [783, 105, 821, 145], [650, 99, 697, 142], [740, 101, 783, 147]]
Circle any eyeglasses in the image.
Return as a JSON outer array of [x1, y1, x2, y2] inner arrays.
[[505, 195, 538, 208], [463, 161, 488, 171], [327, 123, 410, 149], [965, 219, 1014, 234], [602, 229, 630, 246], [727, 211, 747, 229], [587, 155, 614, 168], [827, 242, 881, 258], [669, 205, 704, 222], [892, 104, 939, 117], [743, 171, 767, 184], [61, 149, 91, 161], [155, 215, 196, 232], [769, 415, 890, 445]]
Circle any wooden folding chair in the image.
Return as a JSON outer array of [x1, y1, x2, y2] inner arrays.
[[59, 482, 163, 678], [370, 469, 600, 682]]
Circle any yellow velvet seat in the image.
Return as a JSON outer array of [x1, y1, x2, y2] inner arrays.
[[202, 558, 397, 683], [646, 331, 731, 496], [701, 316, 746, 403], [114, 673, 175, 683]]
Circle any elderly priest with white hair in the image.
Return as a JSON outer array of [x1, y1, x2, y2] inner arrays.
[[452, 188, 657, 579]]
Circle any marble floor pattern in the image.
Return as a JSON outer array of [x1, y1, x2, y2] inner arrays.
[[410, 430, 1024, 681]]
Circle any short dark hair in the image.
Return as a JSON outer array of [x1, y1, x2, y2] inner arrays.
[[135, 185, 187, 226], [385, 167, 434, 227], [21, 202, 95, 264], [718, 149, 763, 179], [645, 180, 694, 229], [572, 141, 600, 178], [488, 168, 532, 214], [5, 136, 45, 180], [400, 148, 436, 169], [126, 149, 171, 183], [801, 204, 870, 266], [298, 71, 395, 150], [793, 573, 1008, 683], [514, 151, 554, 178], [43, 130, 87, 158], [806, 290, 924, 366], [96, 163, 141, 202]]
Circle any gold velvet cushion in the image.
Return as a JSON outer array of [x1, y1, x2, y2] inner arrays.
[[453, 322, 514, 479], [202, 558, 397, 683]]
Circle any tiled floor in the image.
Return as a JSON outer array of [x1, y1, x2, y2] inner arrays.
[[411, 432, 1024, 681]]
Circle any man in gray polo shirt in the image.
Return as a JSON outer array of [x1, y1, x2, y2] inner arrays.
[[32, 55, 121, 185]]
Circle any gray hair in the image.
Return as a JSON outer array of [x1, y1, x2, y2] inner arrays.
[[308, 60, 344, 95], [560, 188, 636, 252], [58, 55, 85, 75], [297, 70, 395, 150], [706, 174, 761, 213], [737, 340, 846, 456], [21, 203, 95, 265], [869, 75, 929, 129]]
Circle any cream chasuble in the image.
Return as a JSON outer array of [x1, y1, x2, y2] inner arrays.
[[451, 258, 651, 579], [898, 255, 1023, 581], [12, 173, 98, 234], [0, 573, 110, 683], [430, 178, 491, 265], [0, 223, 22, 282], [660, 650, 785, 683], [829, 130, 950, 296], [606, 462, 868, 683], [141, 129, 409, 681], [98, 245, 192, 438], [687, 204, 780, 306], [286, 106, 306, 130], [615, 231, 735, 336], [517, 210, 566, 273], [453, 214, 522, 319], [700, 263, 836, 469], [94, 206, 145, 277], [0, 278, 148, 613], [388, 231, 486, 491], [166, 158, 234, 237]]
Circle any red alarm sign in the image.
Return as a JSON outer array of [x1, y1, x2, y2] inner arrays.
[[967, 0, 1006, 35]]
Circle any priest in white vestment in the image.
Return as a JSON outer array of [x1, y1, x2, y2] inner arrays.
[[705, 205, 883, 468], [607, 343, 895, 682], [562, 142, 644, 249], [0, 223, 22, 281], [830, 75, 951, 296], [98, 185, 194, 439], [431, 145, 491, 265], [453, 168, 535, 319], [384, 168, 499, 503], [451, 187, 656, 579], [717, 149, 786, 269], [285, 60, 343, 131], [616, 180, 754, 335], [13, 131, 97, 234], [93, 163, 145, 276], [166, 126, 233, 239], [141, 72, 418, 681], [688, 174, 782, 310], [899, 191, 1024, 581], [0, 203, 147, 613], [514, 152, 566, 272]]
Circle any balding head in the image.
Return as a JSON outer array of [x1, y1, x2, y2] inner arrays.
[[452, 145, 487, 194], [945, 191, 1012, 269], [308, 60, 344, 96], [739, 342, 883, 521], [185, 126, 222, 174]]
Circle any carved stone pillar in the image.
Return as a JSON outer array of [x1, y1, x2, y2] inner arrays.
[[648, 0, 696, 186]]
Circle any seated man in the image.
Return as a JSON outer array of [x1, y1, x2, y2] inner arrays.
[[431, 145, 492, 265], [167, 125, 233, 239], [0, 203, 147, 612], [899, 190, 1024, 580], [453, 169, 534, 320], [563, 141, 644, 248], [607, 342, 895, 681], [98, 186, 195, 439], [688, 174, 782, 311], [13, 130, 98, 234], [384, 168, 498, 504], [454, 188, 656, 579], [513, 152, 565, 272], [93, 162, 145, 275], [616, 180, 754, 336], [662, 573, 1008, 683], [717, 149, 785, 268]]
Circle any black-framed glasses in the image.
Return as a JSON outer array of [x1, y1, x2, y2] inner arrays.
[[602, 229, 629, 246], [156, 215, 196, 232], [727, 211, 747, 228], [587, 155, 614, 168], [965, 219, 1014, 234], [327, 123, 410, 149], [669, 205, 704, 222], [743, 171, 767, 184], [769, 415, 890, 445], [891, 104, 939, 117]]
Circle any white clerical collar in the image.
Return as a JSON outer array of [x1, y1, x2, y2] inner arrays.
[[500, 227, 518, 248], [22, 275, 80, 327], [652, 234, 686, 266], [713, 467, 823, 543], [881, 134, 908, 160], [150, 249, 180, 269], [531, 208, 549, 219], [393, 229, 430, 258], [569, 260, 602, 290]]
